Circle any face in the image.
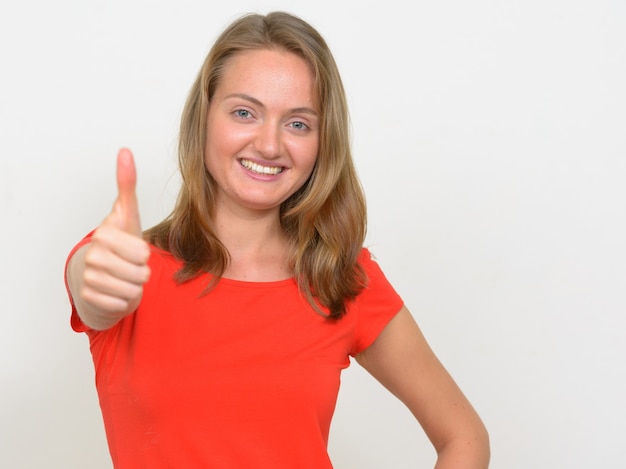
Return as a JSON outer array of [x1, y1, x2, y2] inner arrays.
[[204, 48, 319, 216]]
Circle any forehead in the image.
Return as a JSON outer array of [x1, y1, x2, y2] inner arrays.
[[223, 47, 313, 75], [216, 49, 318, 107]]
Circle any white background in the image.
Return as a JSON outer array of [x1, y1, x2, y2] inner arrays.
[[1, 1, 625, 467]]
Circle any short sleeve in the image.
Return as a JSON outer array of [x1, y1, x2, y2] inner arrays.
[[350, 248, 404, 356]]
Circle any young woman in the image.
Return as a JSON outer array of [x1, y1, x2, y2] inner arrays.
[[65, 11, 489, 468]]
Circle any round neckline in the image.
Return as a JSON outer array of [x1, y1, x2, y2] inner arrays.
[[149, 244, 297, 288], [217, 276, 297, 288]]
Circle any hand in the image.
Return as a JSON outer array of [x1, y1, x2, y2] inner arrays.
[[78, 149, 151, 328]]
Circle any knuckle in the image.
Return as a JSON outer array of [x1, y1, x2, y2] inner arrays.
[[126, 283, 143, 301], [83, 249, 100, 267]]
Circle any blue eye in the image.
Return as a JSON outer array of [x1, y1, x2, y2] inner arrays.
[[290, 121, 308, 130], [234, 109, 251, 119]]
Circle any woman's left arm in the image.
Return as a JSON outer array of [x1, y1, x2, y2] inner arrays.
[[355, 306, 490, 469]]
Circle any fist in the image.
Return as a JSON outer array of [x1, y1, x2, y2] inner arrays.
[[78, 149, 151, 327]]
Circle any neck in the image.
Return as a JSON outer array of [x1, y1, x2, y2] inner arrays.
[[213, 206, 291, 282]]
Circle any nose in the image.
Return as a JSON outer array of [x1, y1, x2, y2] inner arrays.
[[254, 121, 282, 159]]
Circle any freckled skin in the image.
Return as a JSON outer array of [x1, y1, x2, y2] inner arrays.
[[204, 49, 320, 216]]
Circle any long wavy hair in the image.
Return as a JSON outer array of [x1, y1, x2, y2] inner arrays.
[[146, 11, 367, 319]]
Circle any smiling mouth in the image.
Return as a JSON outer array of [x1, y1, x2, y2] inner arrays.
[[239, 158, 284, 175]]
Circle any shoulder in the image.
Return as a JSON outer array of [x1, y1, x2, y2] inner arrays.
[[147, 243, 179, 269], [354, 247, 402, 305], [356, 247, 377, 273], [356, 247, 393, 289], [349, 247, 404, 355]]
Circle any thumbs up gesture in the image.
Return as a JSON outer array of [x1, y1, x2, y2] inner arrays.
[[68, 149, 151, 330]]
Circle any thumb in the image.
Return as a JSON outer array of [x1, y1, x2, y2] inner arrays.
[[113, 148, 142, 236]]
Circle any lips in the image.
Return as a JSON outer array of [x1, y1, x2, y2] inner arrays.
[[239, 158, 284, 175]]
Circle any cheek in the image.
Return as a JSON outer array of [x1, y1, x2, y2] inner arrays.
[[304, 143, 320, 176], [287, 135, 319, 171], [204, 122, 245, 165]]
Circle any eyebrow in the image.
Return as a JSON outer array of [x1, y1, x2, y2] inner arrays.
[[224, 93, 318, 117]]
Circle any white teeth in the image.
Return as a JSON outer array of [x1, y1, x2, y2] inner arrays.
[[240, 159, 283, 175]]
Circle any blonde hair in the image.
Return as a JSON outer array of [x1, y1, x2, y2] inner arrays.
[[147, 11, 367, 319]]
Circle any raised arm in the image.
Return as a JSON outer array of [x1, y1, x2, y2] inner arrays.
[[356, 306, 490, 468], [66, 149, 151, 331]]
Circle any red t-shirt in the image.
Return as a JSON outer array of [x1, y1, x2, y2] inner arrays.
[[66, 239, 403, 468]]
